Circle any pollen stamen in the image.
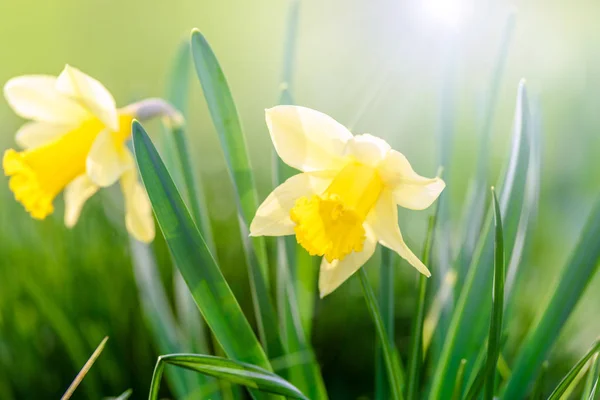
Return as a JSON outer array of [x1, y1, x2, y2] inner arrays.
[[290, 162, 384, 262]]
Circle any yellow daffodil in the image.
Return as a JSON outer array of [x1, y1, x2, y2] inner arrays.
[[3, 65, 181, 242], [250, 106, 445, 297]]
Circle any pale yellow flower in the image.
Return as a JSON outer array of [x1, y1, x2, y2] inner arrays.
[[250, 106, 445, 297], [3, 65, 179, 242]]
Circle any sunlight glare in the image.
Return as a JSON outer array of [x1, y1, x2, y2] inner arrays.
[[422, 0, 470, 29]]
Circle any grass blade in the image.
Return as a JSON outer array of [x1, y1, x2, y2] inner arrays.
[[450, 359, 467, 400], [529, 361, 548, 400], [407, 206, 439, 400], [501, 196, 600, 398], [463, 361, 486, 400], [547, 339, 600, 400], [61, 337, 108, 400], [189, 28, 268, 278], [582, 354, 600, 400], [149, 354, 308, 400], [358, 268, 405, 400], [132, 121, 276, 399], [483, 188, 505, 399], [429, 80, 533, 399], [454, 12, 516, 291]]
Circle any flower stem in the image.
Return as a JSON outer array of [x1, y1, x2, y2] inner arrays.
[[358, 267, 405, 400]]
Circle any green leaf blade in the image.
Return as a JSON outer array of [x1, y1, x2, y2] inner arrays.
[[429, 80, 534, 399], [501, 195, 600, 398], [484, 188, 505, 399], [189, 28, 268, 273], [358, 268, 405, 400], [155, 354, 309, 400], [547, 339, 600, 400], [132, 121, 270, 373]]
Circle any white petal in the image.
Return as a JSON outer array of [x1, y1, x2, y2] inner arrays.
[[14, 121, 72, 149], [56, 65, 119, 131], [249, 170, 336, 237], [265, 106, 352, 172], [378, 149, 445, 210], [318, 228, 377, 297], [120, 167, 155, 243], [64, 174, 99, 227], [344, 133, 391, 167], [367, 190, 431, 276], [4, 75, 90, 124], [86, 130, 132, 187]]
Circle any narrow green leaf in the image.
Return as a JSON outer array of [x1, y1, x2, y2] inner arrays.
[[132, 123, 274, 392], [135, 40, 213, 398], [407, 207, 439, 400], [358, 268, 405, 400], [165, 37, 240, 400], [429, 80, 533, 399], [547, 339, 600, 400], [266, 258, 327, 400], [529, 361, 548, 400], [455, 11, 516, 290], [189, 28, 268, 277], [501, 196, 600, 398], [483, 188, 505, 399], [450, 359, 467, 400], [463, 361, 486, 400], [582, 354, 600, 400], [149, 354, 308, 400], [190, 29, 285, 364]]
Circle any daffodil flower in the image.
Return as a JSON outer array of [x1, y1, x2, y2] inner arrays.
[[3, 65, 181, 242], [250, 106, 445, 297]]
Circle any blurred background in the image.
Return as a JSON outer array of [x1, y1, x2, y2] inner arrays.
[[1, 0, 600, 398]]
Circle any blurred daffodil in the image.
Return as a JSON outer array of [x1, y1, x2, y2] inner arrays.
[[3, 65, 181, 242], [250, 106, 445, 297]]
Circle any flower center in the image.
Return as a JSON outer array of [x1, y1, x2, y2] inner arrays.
[[290, 162, 384, 262], [3, 114, 133, 219]]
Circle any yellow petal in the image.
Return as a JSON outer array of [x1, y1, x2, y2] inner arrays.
[[378, 150, 445, 210], [86, 130, 131, 187], [64, 174, 99, 227], [120, 167, 155, 243], [250, 170, 335, 237], [15, 122, 70, 149], [343, 133, 391, 167], [56, 65, 119, 131], [4, 75, 90, 124], [318, 228, 377, 297], [265, 106, 351, 172], [367, 189, 431, 276]]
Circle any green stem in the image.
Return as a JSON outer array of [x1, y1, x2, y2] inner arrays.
[[407, 213, 437, 400], [358, 268, 404, 400], [484, 188, 505, 399], [376, 248, 394, 400]]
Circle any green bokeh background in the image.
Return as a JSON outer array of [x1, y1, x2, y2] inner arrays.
[[1, 0, 600, 398]]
